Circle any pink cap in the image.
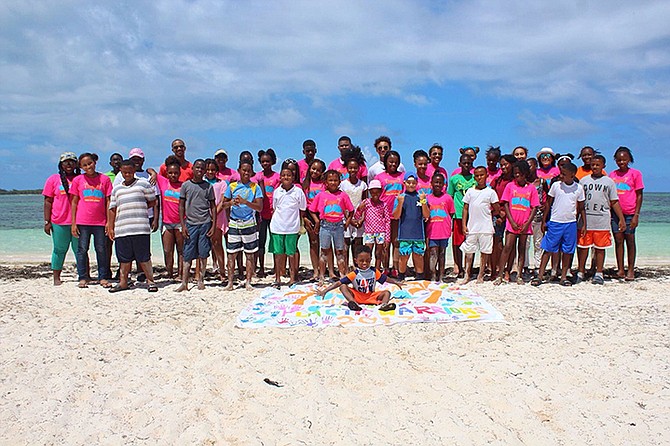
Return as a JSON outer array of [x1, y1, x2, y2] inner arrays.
[[368, 179, 382, 189], [129, 148, 144, 159]]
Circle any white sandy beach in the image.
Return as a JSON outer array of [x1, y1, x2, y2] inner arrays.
[[1, 265, 669, 445]]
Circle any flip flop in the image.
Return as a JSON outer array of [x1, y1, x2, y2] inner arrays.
[[531, 277, 542, 287], [561, 279, 573, 287], [99, 280, 112, 289], [379, 303, 396, 312], [271, 281, 282, 289], [147, 284, 158, 292], [347, 301, 362, 311], [78, 280, 88, 288], [108, 285, 130, 293]]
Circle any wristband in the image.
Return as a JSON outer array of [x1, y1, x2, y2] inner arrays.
[[44, 220, 50, 225]]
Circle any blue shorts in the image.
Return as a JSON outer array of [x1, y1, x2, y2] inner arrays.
[[493, 216, 505, 238], [399, 240, 426, 255], [611, 213, 636, 235], [429, 239, 449, 249], [184, 222, 212, 262], [540, 221, 577, 254], [320, 221, 345, 251]]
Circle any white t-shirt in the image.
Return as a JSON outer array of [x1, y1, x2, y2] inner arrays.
[[270, 185, 307, 234], [463, 187, 499, 234], [340, 178, 368, 238], [548, 181, 585, 223], [367, 160, 406, 183]]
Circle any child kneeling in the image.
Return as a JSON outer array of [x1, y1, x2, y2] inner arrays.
[[316, 245, 403, 312]]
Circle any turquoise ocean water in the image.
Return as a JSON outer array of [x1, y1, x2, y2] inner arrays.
[[1, 193, 669, 265]]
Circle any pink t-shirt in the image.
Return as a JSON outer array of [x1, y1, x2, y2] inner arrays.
[[216, 167, 239, 183], [328, 158, 368, 181], [355, 198, 390, 237], [609, 168, 644, 215], [309, 190, 354, 223], [417, 174, 433, 196], [297, 159, 312, 183], [303, 180, 324, 206], [501, 182, 540, 234], [70, 173, 112, 226], [42, 173, 76, 225], [254, 171, 281, 220], [426, 164, 448, 182], [486, 168, 502, 186], [213, 180, 229, 232], [537, 166, 560, 181], [375, 171, 405, 217], [156, 175, 183, 225], [427, 193, 456, 240]]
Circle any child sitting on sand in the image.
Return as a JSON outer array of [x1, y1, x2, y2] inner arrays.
[[316, 245, 403, 312]]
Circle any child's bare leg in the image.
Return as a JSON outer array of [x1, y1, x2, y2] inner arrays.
[[224, 253, 236, 290], [613, 232, 625, 277], [373, 243, 383, 270], [274, 253, 286, 286], [318, 248, 330, 284], [625, 233, 636, 279], [391, 220, 399, 272], [560, 252, 572, 282], [176, 260, 192, 292], [197, 257, 207, 289], [335, 249, 347, 278], [162, 229, 175, 278], [308, 232, 320, 280], [453, 242, 463, 278], [212, 228, 225, 281], [437, 246, 445, 281], [139, 260, 155, 286], [288, 253, 297, 285], [477, 254, 489, 283], [517, 235, 528, 283], [429, 247, 439, 281], [491, 235, 503, 279], [412, 252, 425, 277], [398, 255, 409, 276], [461, 253, 474, 284], [244, 252, 255, 289]]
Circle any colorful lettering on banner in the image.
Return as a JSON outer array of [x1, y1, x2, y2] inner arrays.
[[237, 281, 504, 328]]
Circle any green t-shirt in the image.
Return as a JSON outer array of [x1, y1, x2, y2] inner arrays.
[[447, 173, 476, 218], [105, 170, 117, 183]]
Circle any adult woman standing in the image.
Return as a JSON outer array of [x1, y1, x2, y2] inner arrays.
[[43, 152, 80, 285]]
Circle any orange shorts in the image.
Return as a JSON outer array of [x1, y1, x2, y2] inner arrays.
[[351, 289, 386, 305], [578, 230, 612, 249]]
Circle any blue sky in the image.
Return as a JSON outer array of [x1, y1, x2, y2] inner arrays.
[[1, 0, 669, 190]]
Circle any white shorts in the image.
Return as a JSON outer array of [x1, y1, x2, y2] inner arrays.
[[460, 233, 493, 255]]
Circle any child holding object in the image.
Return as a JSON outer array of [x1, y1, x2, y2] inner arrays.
[[269, 167, 307, 288], [495, 161, 539, 285], [176, 159, 217, 292], [392, 172, 430, 280], [460, 166, 500, 284], [309, 169, 354, 283], [577, 155, 626, 285], [353, 179, 390, 272], [316, 245, 404, 312], [427, 172, 456, 282], [532, 162, 586, 287]]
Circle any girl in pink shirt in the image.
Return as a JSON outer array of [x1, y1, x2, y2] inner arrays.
[[302, 159, 328, 280], [485, 146, 502, 186], [536, 148, 561, 181], [298, 139, 317, 183], [609, 146, 644, 281], [375, 150, 405, 276], [205, 158, 228, 282], [413, 149, 433, 196], [353, 180, 390, 271], [70, 152, 113, 288], [43, 151, 81, 285], [495, 160, 539, 285], [255, 149, 281, 278], [426, 172, 456, 282], [157, 156, 184, 280], [214, 149, 239, 183], [426, 144, 448, 182], [451, 146, 480, 177]]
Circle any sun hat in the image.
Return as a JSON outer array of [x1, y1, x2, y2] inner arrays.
[[129, 148, 145, 159], [214, 149, 228, 158], [59, 152, 77, 162], [368, 179, 382, 190], [536, 147, 555, 159]]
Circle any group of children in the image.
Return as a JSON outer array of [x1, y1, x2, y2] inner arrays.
[[43, 136, 644, 302]]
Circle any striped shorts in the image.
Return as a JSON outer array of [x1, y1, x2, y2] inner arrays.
[[227, 218, 259, 254]]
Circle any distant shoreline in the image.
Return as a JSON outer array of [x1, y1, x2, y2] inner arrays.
[[0, 189, 43, 195]]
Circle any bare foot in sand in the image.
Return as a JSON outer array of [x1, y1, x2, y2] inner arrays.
[[197, 280, 205, 290], [53, 279, 62, 286], [244, 281, 254, 291], [175, 283, 188, 292], [224, 283, 234, 291], [459, 277, 470, 285], [476, 275, 485, 284]]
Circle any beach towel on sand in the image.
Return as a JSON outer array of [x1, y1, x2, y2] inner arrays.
[[236, 281, 504, 328]]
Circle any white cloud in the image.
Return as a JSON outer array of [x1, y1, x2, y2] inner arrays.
[[519, 111, 598, 138]]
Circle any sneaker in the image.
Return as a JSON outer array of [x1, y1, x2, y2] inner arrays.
[[592, 275, 604, 285]]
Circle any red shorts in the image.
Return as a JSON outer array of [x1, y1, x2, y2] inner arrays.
[[351, 289, 386, 305], [452, 218, 465, 246], [578, 230, 612, 249]]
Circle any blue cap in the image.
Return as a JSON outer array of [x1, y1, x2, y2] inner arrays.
[[404, 171, 417, 181]]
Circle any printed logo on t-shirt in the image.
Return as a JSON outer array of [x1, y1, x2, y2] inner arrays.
[[164, 188, 180, 202], [323, 199, 344, 218], [83, 187, 104, 201], [510, 194, 531, 211]]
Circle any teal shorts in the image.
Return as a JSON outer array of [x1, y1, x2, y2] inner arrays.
[[398, 240, 426, 256]]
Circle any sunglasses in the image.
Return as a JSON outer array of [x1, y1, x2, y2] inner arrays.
[[172, 144, 185, 149], [539, 153, 552, 158]]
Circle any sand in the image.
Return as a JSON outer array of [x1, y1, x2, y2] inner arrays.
[[1, 264, 669, 445]]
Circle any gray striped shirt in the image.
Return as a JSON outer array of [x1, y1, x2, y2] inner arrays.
[[109, 179, 155, 238]]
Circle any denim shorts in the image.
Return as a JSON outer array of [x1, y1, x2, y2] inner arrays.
[[429, 239, 449, 249], [319, 221, 345, 250], [184, 222, 212, 262], [611, 213, 636, 235]]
